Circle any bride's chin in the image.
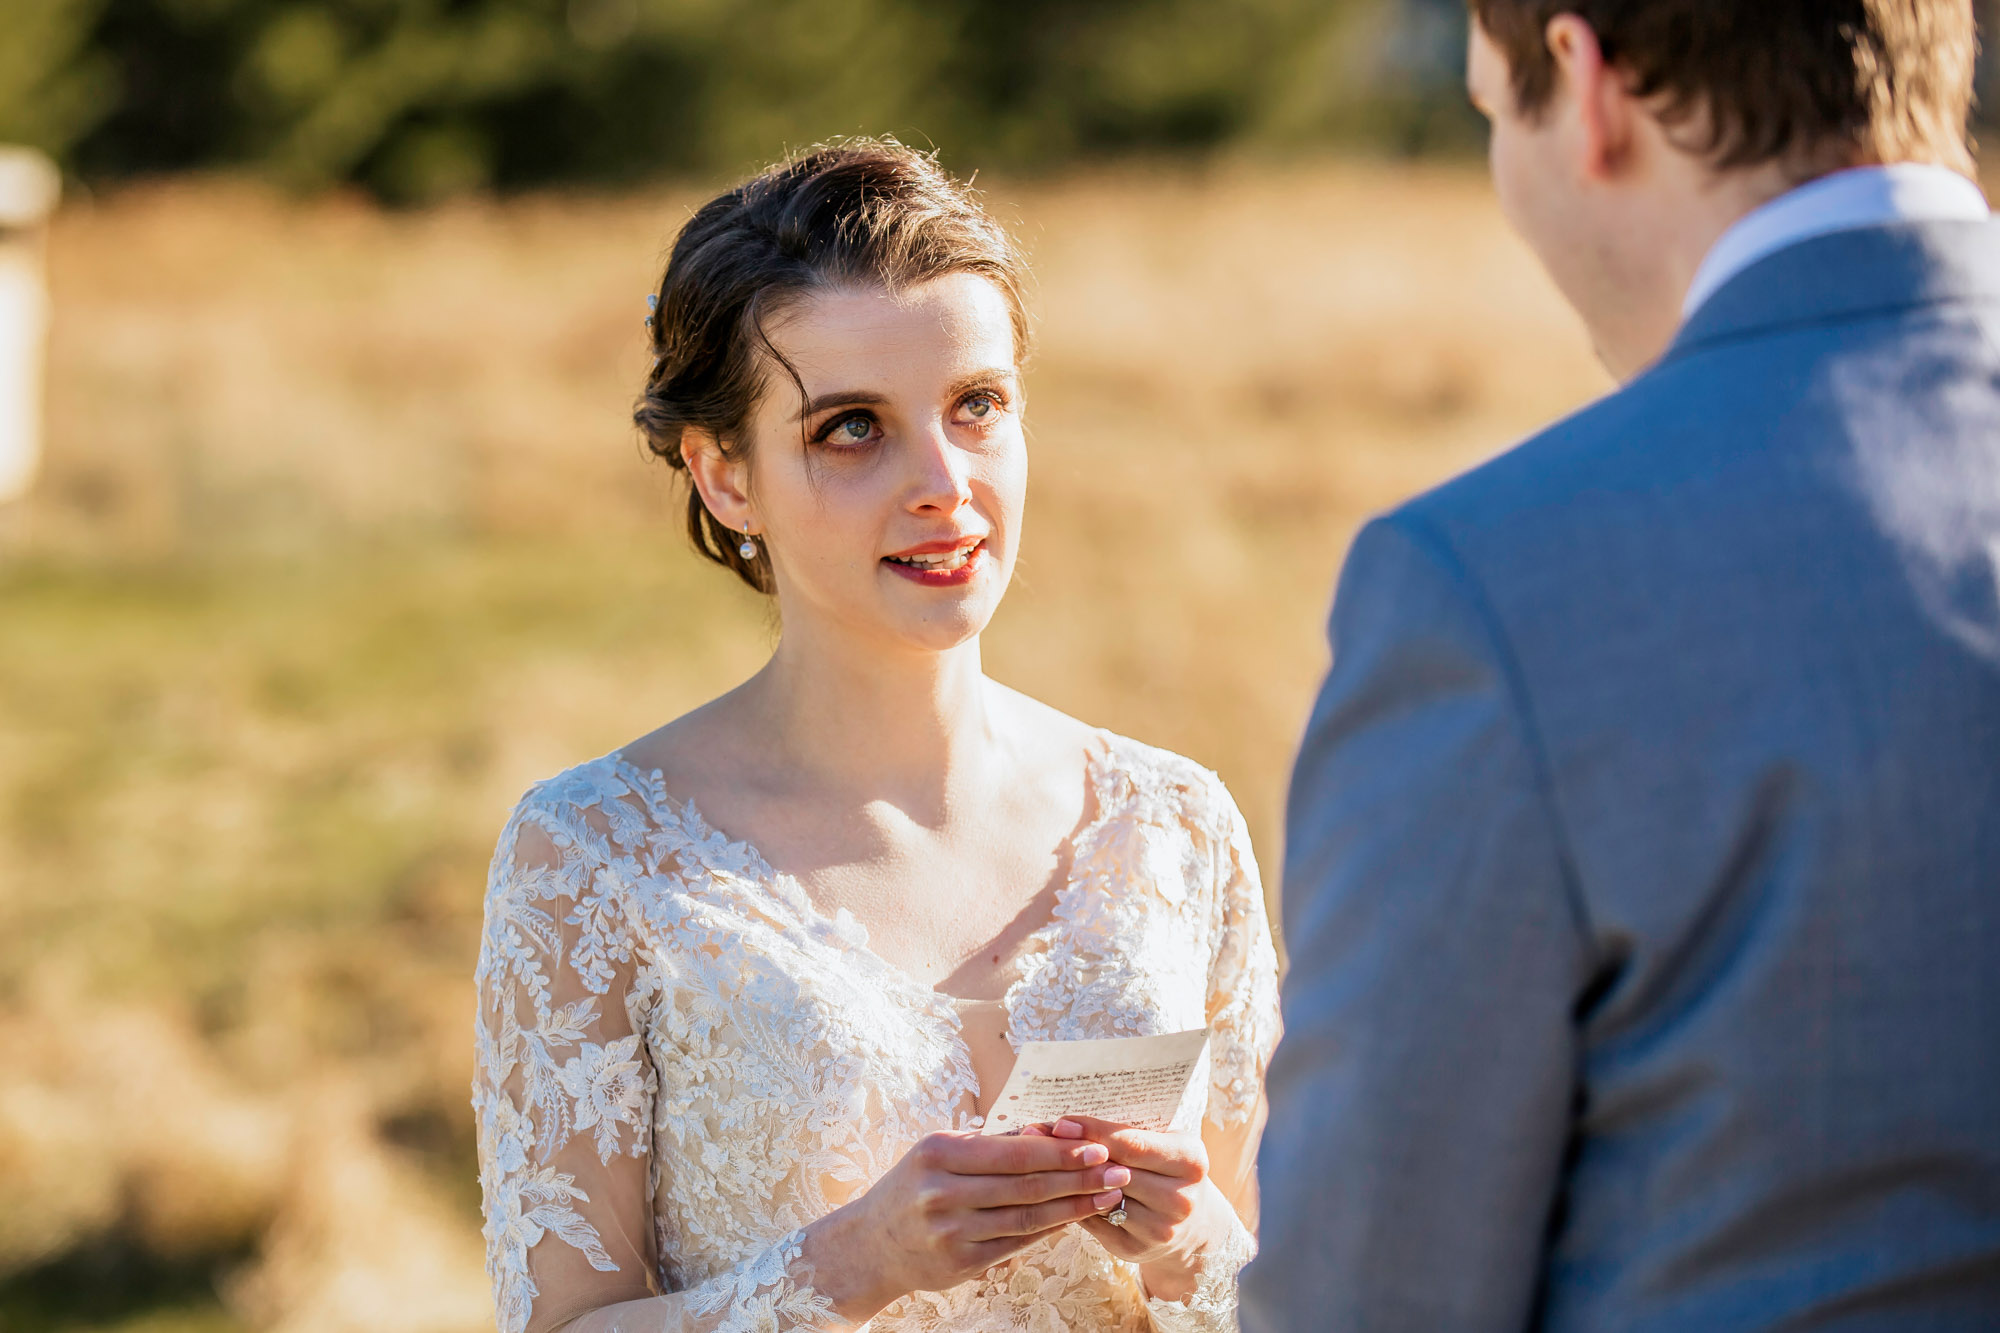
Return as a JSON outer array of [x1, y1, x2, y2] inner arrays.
[[875, 601, 1002, 655], [898, 617, 993, 655]]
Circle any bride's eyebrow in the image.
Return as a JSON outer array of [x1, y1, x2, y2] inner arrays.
[[797, 389, 888, 421], [796, 371, 1013, 420], [945, 368, 1016, 395]]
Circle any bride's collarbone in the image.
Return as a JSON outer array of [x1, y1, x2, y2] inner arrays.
[[799, 842, 1069, 994], [625, 710, 1101, 988], [726, 764, 1085, 913]]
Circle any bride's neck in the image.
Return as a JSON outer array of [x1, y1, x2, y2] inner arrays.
[[744, 630, 1000, 815]]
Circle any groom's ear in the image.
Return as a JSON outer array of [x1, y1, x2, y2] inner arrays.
[[1543, 14, 1641, 183], [681, 426, 756, 535]]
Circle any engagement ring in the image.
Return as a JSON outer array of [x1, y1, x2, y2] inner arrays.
[[1105, 1207, 1128, 1226]]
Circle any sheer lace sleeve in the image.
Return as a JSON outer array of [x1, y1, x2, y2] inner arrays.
[[1198, 778, 1281, 1139], [1145, 774, 1280, 1333], [473, 780, 857, 1333]]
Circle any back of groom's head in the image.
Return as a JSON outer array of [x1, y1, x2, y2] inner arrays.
[[1468, 0, 1978, 177], [1465, 0, 1982, 380]]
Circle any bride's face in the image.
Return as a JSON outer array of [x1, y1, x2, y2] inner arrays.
[[726, 272, 1027, 654]]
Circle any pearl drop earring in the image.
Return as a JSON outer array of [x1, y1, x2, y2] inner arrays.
[[739, 530, 757, 560]]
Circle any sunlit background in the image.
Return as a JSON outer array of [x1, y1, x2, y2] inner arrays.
[[1, 3, 1995, 1332]]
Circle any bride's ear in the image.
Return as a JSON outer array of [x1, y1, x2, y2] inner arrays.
[[682, 427, 757, 534]]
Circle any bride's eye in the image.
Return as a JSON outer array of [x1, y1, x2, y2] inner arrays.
[[813, 412, 879, 448], [955, 391, 1006, 425]]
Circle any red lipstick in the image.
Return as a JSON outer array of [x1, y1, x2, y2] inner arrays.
[[882, 537, 988, 587]]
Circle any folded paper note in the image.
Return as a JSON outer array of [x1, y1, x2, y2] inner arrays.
[[980, 1028, 1210, 1135]]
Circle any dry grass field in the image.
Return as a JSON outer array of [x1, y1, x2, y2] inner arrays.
[[0, 159, 1610, 1333]]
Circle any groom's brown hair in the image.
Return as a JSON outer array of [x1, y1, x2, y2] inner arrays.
[[1468, 0, 1979, 176]]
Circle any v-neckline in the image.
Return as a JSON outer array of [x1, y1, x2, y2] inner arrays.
[[604, 733, 1124, 1128], [605, 729, 1123, 1017]]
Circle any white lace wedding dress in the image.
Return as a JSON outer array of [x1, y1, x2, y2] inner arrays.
[[473, 729, 1280, 1333]]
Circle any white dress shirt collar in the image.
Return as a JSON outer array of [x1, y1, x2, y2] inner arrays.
[[1683, 164, 1990, 318]]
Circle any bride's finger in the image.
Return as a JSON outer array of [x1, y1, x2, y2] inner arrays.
[[925, 1130, 1108, 1176], [1079, 1197, 1165, 1252], [955, 1162, 1130, 1209], [966, 1220, 1079, 1270], [1054, 1116, 1205, 1178], [1078, 1215, 1140, 1257], [1102, 1166, 1196, 1222], [966, 1189, 1122, 1240]]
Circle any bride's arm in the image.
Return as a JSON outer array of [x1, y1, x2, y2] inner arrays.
[[1195, 782, 1281, 1226], [1142, 776, 1282, 1332], [474, 790, 858, 1333]]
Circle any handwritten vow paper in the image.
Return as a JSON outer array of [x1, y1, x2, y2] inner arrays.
[[980, 1028, 1210, 1135]]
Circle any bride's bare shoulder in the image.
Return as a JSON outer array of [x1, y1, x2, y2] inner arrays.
[[1051, 707, 1244, 829], [985, 681, 1104, 762], [610, 687, 758, 803], [989, 683, 1220, 787]]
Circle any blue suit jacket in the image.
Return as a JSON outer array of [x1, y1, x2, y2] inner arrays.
[[1242, 221, 2000, 1332]]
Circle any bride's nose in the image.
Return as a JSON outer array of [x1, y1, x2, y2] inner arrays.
[[904, 417, 974, 514]]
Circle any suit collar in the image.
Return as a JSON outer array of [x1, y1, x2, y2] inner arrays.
[[1682, 166, 1989, 319], [1661, 218, 2000, 367]]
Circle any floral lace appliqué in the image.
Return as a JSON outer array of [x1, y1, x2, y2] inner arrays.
[[472, 731, 1280, 1333]]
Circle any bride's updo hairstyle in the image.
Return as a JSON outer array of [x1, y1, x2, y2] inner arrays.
[[635, 138, 1031, 594]]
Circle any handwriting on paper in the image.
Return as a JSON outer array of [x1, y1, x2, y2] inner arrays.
[[980, 1028, 1209, 1135]]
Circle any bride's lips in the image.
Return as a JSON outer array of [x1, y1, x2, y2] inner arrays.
[[882, 536, 989, 587]]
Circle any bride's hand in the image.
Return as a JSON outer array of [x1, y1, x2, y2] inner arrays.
[[1031, 1115, 1238, 1303], [802, 1129, 1131, 1322]]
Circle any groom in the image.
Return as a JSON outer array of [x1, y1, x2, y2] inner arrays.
[[1243, 3, 2000, 1330]]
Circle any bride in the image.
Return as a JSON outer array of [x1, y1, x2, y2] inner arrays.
[[472, 139, 1279, 1333]]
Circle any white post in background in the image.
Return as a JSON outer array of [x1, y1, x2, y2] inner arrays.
[[0, 148, 61, 506]]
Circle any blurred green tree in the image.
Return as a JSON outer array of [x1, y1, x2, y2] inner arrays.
[[4, 0, 1443, 199], [11, 0, 1985, 201], [0, 0, 118, 157]]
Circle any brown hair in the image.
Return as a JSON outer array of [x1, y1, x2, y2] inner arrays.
[[1468, 0, 1979, 176], [633, 138, 1031, 594]]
